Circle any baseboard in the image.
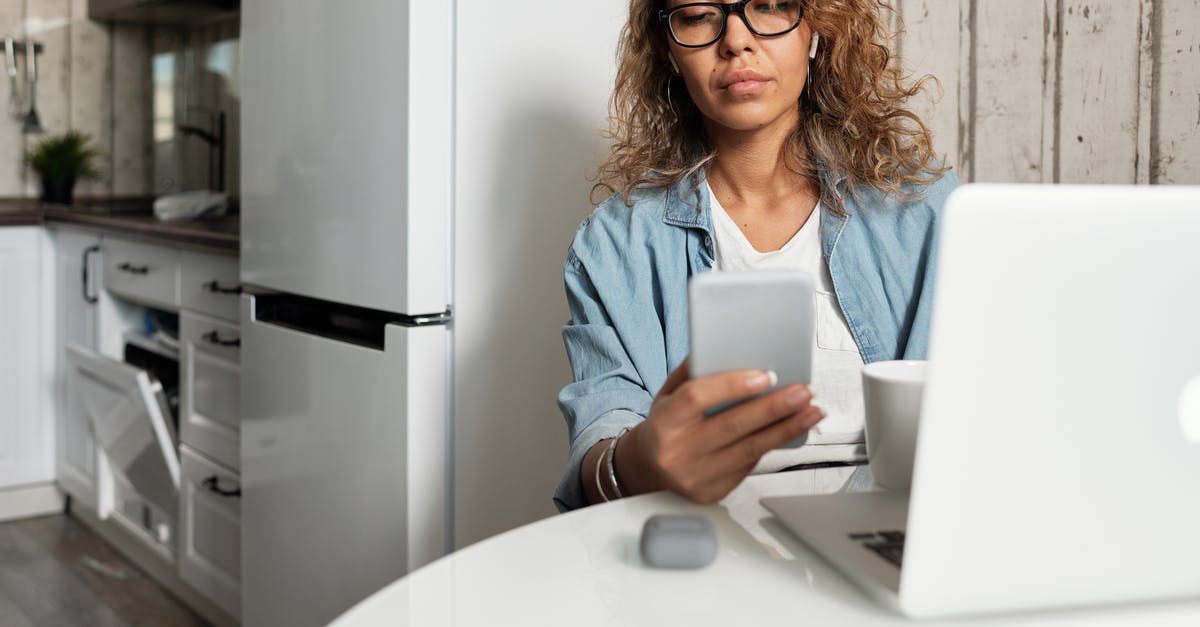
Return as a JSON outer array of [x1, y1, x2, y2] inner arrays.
[[69, 501, 240, 627], [0, 482, 64, 523]]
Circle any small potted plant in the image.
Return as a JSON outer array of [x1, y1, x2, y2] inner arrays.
[[24, 130, 100, 205]]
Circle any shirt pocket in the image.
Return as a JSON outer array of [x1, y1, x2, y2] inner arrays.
[[814, 291, 860, 353]]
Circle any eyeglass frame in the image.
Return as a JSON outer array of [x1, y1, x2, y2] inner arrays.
[[657, 0, 805, 49]]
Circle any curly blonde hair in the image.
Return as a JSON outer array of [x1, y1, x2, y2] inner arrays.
[[593, 0, 950, 211]]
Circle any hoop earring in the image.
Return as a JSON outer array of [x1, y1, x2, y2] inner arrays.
[[666, 78, 678, 120]]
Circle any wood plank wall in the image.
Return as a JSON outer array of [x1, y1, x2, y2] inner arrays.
[[896, 0, 1200, 184]]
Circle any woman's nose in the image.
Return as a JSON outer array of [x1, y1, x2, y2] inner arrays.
[[719, 11, 756, 56]]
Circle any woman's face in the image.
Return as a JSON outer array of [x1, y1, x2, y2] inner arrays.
[[664, 0, 813, 137]]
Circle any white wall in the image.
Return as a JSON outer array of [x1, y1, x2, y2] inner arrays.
[[453, 0, 627, 548]]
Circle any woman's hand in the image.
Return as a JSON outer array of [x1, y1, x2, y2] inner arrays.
[[615, 358, 824, 504]]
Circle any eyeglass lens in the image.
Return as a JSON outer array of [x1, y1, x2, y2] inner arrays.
[[668, 1, 802, 47]]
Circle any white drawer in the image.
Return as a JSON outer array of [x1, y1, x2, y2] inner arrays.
[[179, 446, 241, 620], [103, 238, 180, 309], [180, 311, 240, 470], [181, 251, 240, 322]]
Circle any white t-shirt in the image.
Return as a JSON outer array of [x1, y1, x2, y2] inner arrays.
[[708, 184, 868, 472]]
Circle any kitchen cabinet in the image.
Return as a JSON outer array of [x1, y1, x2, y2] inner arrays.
[[48, 225, 241, 624], [180, 310, 241, 470], [65, 343, 180, 538], [0, 227, 54, 489], [179, 445, 241, 619], [51, 227, 104, 508]]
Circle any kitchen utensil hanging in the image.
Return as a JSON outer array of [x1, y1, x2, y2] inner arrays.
[[4, 39, 19, 118], [1, 38, 45, 134], [22, 40, 41, 133]]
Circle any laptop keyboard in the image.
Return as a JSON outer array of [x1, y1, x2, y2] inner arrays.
[[848, 530, 905, 568]]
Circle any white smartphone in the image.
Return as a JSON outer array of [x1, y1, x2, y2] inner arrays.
[[688, 270, 815, 417]]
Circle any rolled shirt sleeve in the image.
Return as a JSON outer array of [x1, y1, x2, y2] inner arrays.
[[553, 255, 655, 512]]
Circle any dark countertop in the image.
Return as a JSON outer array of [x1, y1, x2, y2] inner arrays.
[[0, 198, 238, 253]]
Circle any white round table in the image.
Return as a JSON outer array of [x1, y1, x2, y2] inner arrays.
[[332, 472, 1200, 626]]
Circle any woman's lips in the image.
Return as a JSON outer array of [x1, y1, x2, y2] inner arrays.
[[724, 79, 768, 96], [720, 69, 769, 97]]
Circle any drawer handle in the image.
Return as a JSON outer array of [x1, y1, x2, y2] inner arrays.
[[117, 262, 150, 275], [82, 245, 101, 304], [203, 331, 241, 347], [202, 475, 241, 498], [202, 280, 243, 295]]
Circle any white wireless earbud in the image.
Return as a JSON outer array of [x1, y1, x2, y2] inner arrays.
[[668, 53, 681, 75], [809, 33, 820, 59]]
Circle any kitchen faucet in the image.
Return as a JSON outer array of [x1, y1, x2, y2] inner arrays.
[[177, 110, 225, 193]]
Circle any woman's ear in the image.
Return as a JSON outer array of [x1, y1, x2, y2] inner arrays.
[[809, 33, 820, 59]]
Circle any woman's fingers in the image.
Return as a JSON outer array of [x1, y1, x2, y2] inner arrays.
[[658, 368, 777, 426], [704, 405, 825, 478], [691, 384, 813, 453], [658, 358, 692, 396], [667, 405, 823, 503], [644, 361, 828, 505]]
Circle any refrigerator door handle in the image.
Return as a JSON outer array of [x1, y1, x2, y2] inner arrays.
[[251, 292, 450, 351]]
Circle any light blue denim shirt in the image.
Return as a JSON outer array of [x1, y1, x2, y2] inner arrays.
[[554, 168, 960, 512]]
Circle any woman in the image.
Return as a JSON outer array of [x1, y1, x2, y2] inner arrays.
[[554, 0, 957, 512]]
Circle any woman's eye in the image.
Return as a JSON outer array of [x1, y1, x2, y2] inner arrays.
[[753, 1, 795, 13], [676, 7, 720, 25]]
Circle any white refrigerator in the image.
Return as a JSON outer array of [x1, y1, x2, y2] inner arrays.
[[239, 0, 625, 625]]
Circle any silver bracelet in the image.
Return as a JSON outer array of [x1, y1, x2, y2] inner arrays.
[[605, 428, 630, 499], [595, 442, 611, 502]]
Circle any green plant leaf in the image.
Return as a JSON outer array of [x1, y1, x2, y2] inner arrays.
[[24, 130, 101, 181]]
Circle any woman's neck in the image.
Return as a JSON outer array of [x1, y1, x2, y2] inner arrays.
[[704, 115, 812, 208], [706, 126, 814, 209], [704, 118, 820, 252]]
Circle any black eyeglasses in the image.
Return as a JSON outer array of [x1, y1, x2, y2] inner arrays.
[[658, 0, 804, 48]]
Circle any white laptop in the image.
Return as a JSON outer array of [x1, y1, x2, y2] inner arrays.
[[762, 184, 1200, 619]]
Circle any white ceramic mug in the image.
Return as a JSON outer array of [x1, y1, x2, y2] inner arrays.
[[861, 360, 927, 492]]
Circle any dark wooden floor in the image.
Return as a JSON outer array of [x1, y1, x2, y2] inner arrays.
[[0, 514, 208, 626]]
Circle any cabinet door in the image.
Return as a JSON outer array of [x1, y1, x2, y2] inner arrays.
[[52, 228, 102, 505], [178, 446, 241, 620], [180, 311, 240, 469], [65, 344, 180, 520], [0, 227, 53, 488]]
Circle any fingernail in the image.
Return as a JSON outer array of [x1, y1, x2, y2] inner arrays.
[[785, 387, 813, 409], [746, 371, 772, 389], [766, 370, 778, 387]]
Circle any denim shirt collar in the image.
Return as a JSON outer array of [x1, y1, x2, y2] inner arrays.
[[659, 167, 851, 262]]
